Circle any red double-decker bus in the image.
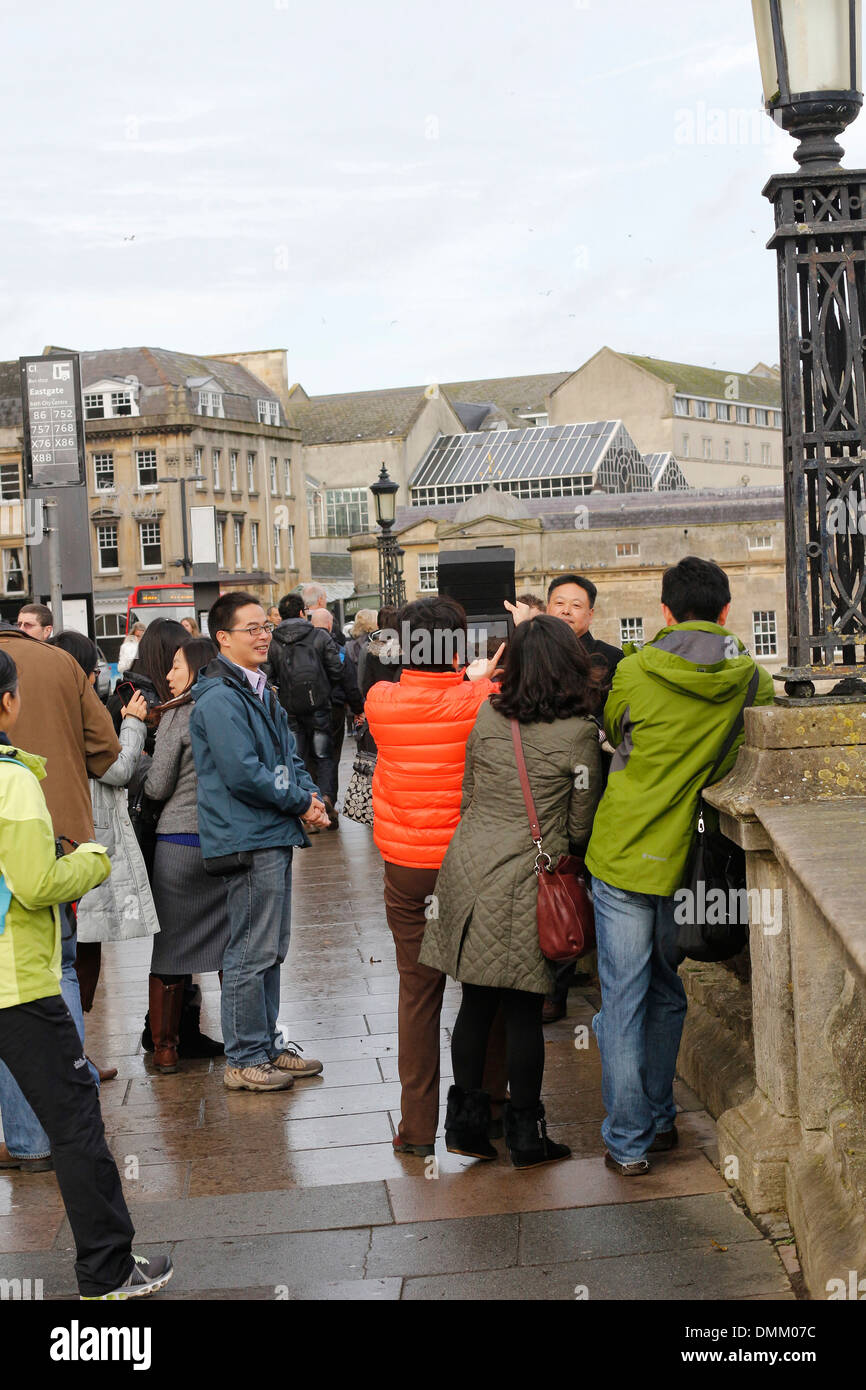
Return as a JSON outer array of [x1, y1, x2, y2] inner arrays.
[[126, 584, 196, 634]]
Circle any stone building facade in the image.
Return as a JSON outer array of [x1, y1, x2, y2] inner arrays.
[[549, 348, 783, 489], [348, 485, 787, 672]]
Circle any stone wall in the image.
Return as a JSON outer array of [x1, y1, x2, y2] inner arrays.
[[685, 703, 866, 1298]]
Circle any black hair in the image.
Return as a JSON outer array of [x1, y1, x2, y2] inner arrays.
[[175, 637, 218, 688], [49, 631, 99, 678], [0, 649, 18, 700], [661, 555, 731, 624], [489, 614, 602, 723], [208, 592, 261, 646], [130, 618, 189, 703], [547, 574, 597, 607], [397, 596, 467, 672], [278, 593, 305, 620], [377, 605, 398, 631]]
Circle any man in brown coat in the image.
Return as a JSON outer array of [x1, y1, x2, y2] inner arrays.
[[0, 623, 121, 1170]]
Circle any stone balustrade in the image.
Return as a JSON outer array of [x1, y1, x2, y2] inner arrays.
[[677, 702, 866, 1299]]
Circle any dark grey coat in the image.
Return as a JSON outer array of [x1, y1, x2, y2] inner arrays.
[[419, 700, 602, 994]]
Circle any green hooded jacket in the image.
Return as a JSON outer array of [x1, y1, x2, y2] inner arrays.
[[0, 744, 111, 1010], [584, 622, 775, 897]]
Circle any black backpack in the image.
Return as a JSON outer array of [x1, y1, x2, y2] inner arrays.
[[274, 634, 327, 715]]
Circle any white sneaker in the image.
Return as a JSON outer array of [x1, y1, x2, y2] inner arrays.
[[224, 1062, 293, 1091]]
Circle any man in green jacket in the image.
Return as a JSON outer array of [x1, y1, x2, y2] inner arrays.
[[585, 556, 775, 1175]]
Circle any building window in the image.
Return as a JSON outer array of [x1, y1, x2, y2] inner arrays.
[[194, 446, 205, 491], [418, 552, 439, 590], [761, 443, 771, 466], [0, 463, 22, 500], [284, 458, 292, 494], [716, 402, 730, 422], [681, 434, 689, 457], [288, 524, 295, 569], [755, 408, 769, 426], [620, 617, 644, 647], [736, 405, 749, 424], [773, 410, 782, 427], [615, 542, 639, 557], [748, 534, 773, 550], [250, 522, 259, 569], [212, 448, 222, 490], [139, 521, 162, 569], [269, 456, 278, 494], [216, 520, 225, 568], [702, 437, 712, 459], [753, 610, 777, 657], [229, 451, 239, 491], [273, 522, 282, 569], [96, 523, 119, 570], [247, 452, 257, 492], [94, 612, 126, 663], [84, 389, 136, 419], [695, 400, 709, 419], [673, 396, 689, 416], [724, 439, 731, 461], [1, 547, 24, 594], [743, 441, 751, 464], [198, 390, 224, 418], [233, 519, 243, 569], [257, 399, 280, 426], [136, 449, 158, 488], [325, 487, 369, 536]]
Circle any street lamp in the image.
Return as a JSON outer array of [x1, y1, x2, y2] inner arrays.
[[753, 0, 866, 697], [158, 474, 206, 577], [753, 0, 862, 168], [370, 464, 405, 606]]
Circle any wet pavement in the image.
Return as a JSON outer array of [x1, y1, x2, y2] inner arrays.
[[0, 754, 797, 1301]]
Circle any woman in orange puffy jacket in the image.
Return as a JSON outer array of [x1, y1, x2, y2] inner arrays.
[[365, 597, 503, 1156]]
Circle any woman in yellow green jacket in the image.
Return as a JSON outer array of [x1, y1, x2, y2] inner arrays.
[[0, 648, 173, 1299]]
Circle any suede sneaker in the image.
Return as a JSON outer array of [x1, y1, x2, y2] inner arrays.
[[81, 1253, 174, 1300], [648, 1125, 679, 1153], [224, 1062, 293, 1091], [270, 1043, 323, 1078], [604, 1152, 651, 1177]]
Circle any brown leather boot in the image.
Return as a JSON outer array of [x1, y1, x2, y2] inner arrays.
[[148, 976, 184, 1074]]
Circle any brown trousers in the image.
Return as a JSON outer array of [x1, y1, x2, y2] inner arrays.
[[383, 861, 507, 1144]]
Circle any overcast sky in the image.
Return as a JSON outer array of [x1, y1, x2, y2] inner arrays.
[[2, 0, 864, 395]]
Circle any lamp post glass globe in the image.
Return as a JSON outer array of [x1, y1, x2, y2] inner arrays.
[[752, 0, 863, 167], [371, 464, 398, 529]]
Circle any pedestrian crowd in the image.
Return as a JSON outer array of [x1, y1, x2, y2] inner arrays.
[[0, 556, 773, 1298]]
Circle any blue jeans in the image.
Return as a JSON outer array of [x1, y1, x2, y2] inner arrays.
[[221, 847, 293, 1068], [0, 908, 98, 1159], [591, 876, 688, 1164]]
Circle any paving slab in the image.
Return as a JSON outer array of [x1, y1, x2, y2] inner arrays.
[[368, 1214, 519, 1277], [160, 1229, 371, 1292], [518, 1193, 763, 1265]]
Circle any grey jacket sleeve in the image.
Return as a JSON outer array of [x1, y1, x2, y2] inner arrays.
[[319, 632, 344, 689], [566, 722, 603, 851], [98, 716, 147, 788], [144, 707, 185, 803]]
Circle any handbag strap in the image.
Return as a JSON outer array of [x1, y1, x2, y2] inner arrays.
[[701, 666, 761, 792], [510, 719, 550, 869]]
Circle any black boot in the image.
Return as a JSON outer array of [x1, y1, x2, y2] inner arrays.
[[177, 982, 224, 1057], [504, 1101, 571, 1169], [444, 1085, 498, 1160], [141, 1011, 153, 1053]]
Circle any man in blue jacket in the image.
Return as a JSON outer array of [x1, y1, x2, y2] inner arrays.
[[189, 592, 330, 1092]]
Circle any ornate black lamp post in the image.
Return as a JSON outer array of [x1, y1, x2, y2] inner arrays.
[[753, 0, 866, 697], [370, 464, 405, 607]]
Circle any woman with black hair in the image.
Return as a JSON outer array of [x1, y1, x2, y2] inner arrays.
[[420, 616, 604, 1168], [107, 618, 188, 752], [141, 636, 228, 1072]]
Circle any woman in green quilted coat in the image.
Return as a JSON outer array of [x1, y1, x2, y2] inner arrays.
[[420, 615, 603, 1168]]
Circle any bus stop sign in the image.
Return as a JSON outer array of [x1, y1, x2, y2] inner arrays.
[[19, 353, 86, 487]]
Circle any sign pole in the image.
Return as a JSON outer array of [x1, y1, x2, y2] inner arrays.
[[43, 499, 63, 633]]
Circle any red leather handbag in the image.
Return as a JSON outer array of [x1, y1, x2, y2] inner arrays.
[[511, 719, 596, 963]]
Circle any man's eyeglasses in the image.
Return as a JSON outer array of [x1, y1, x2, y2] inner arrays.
[[228, 623, 275, 637]]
